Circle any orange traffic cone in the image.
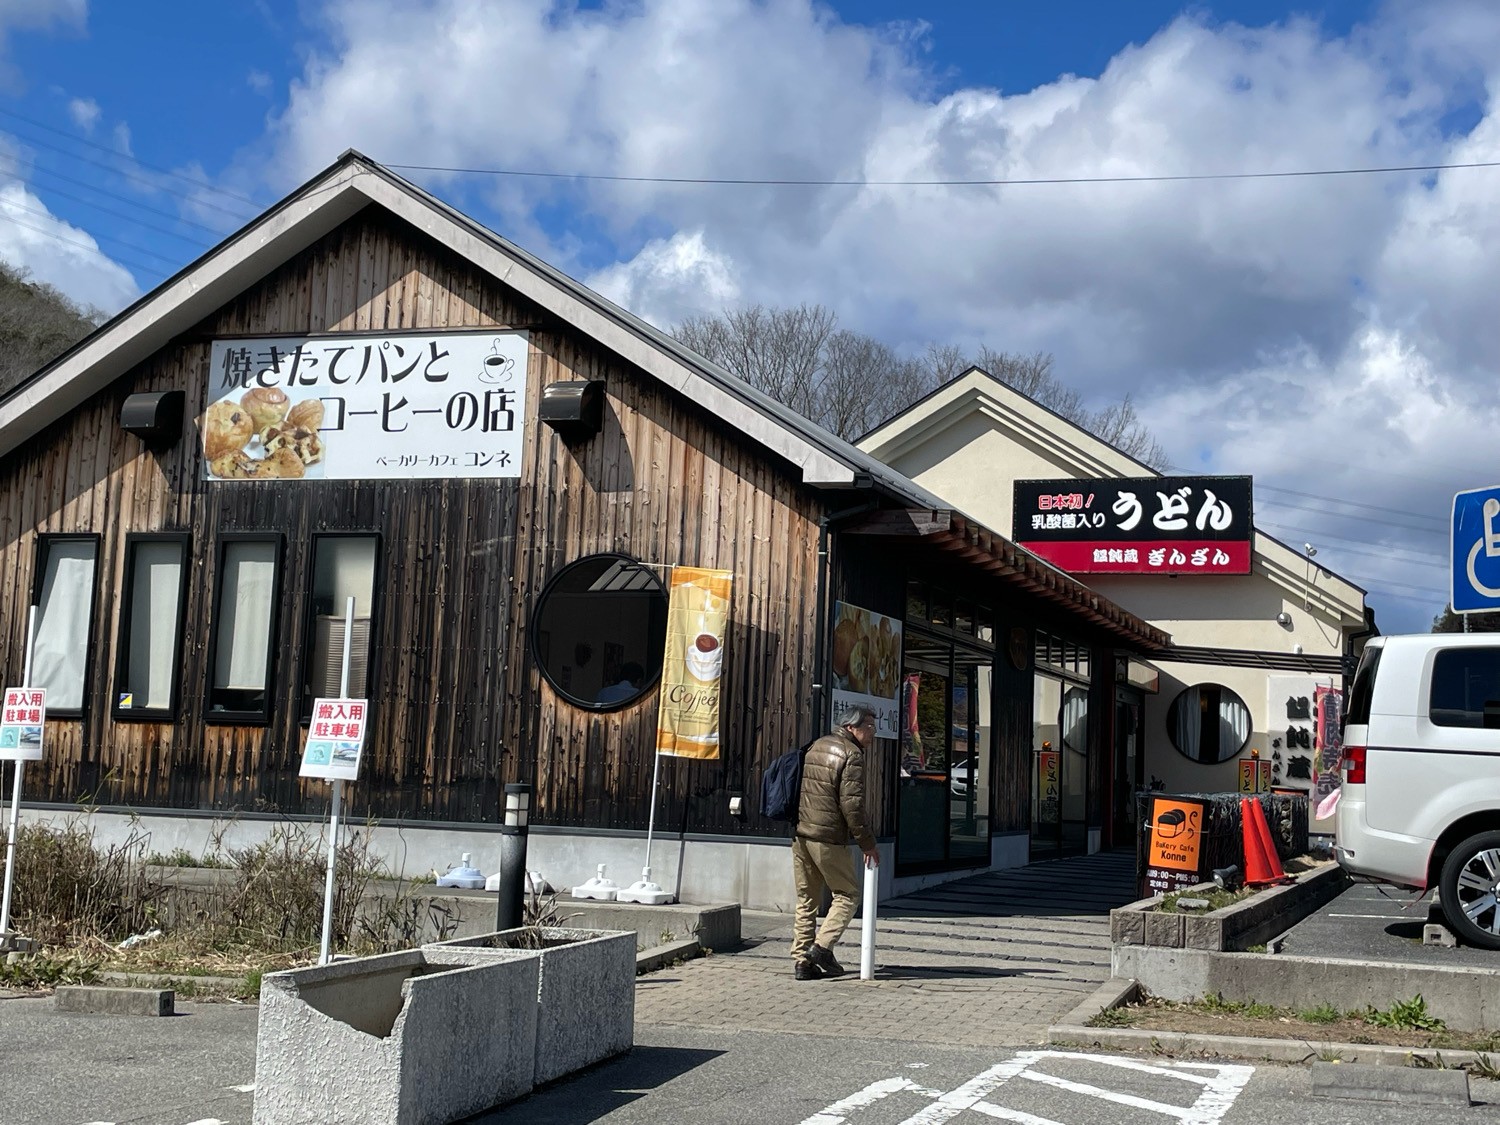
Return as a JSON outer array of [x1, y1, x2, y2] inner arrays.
[[1240, 797, 1287, 886]]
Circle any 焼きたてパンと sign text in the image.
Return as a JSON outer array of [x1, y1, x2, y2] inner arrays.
[[203, 332, 529, 481]]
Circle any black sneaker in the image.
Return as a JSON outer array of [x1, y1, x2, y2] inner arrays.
[[810, 944, 846, 977], [794, 958, 823, 981]]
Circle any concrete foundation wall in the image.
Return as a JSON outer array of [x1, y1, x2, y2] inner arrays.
[[1113, 945, 1500, 1032], [22, 807, 1045, 911]]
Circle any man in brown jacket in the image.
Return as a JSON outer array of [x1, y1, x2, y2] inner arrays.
[[791, 703, 880, 980]]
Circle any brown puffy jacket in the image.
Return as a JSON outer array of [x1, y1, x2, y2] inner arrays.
[[795, 729, 875, 850]]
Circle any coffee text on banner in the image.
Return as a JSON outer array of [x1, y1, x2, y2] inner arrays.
[[655, 567, 733, 760]]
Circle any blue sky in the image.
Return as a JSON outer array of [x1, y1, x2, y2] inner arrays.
[[2, 0, 1497, 634]]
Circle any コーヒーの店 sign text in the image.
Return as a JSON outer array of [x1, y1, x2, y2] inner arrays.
[[203, 332, 530, 481]]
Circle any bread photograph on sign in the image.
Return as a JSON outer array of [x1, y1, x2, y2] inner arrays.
[[202, 391, 327, 480]]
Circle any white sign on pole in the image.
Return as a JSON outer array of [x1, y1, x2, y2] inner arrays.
[[300, 698, 370, 782], [0, 687, 45, 761]]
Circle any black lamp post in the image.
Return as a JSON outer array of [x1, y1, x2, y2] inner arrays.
[[496, 782, 532, 931]]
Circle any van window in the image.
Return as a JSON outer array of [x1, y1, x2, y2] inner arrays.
[[1345, 647, 1381, 726], [1429, 648, 1500, 729]]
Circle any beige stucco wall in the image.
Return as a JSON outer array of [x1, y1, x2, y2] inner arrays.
[[860, 371, 1365, 832]]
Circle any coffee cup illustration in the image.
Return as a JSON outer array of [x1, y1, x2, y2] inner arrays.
[[686, 632, 723, 681]]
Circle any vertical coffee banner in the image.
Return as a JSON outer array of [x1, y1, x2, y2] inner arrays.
[[655, 567, 733, 760]]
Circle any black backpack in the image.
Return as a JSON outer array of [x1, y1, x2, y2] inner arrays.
[[761, 740, 813, 823]]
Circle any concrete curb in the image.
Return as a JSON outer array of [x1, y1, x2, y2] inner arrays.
[[1054, 978, 1140, 1029], [54, 985, 174, 1016], [1311, 1061, 1471, 1105], [1048, 1022, 1500, 1069], [100, 970, 244, 990], [636, 938, 701, 974]]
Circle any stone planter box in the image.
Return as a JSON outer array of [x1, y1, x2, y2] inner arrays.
[[253, 949, 539, 1125], [1110, 860, 1347, 953], [425, 926, 635, 1085]]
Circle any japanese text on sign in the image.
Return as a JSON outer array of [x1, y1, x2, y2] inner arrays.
[[0, 687, 45, 760], [204, 332, 529, 481], [1142, 796, 1208, 897], [300, 697, 370, 781], [1014, 476, 1253, 576]]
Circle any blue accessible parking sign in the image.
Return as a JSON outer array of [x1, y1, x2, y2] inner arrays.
[[1452, 485, 1500, 612]]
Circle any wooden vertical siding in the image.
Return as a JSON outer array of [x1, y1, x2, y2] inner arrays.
[[0, 209, 823, 834]]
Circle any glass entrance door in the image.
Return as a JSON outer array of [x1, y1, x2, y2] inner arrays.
[[1111, 689, 1145, 847], [896, 632, 993, 873], [1031, 673, 1089, 857]]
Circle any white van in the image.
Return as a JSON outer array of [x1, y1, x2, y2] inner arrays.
[[1336, 633, 1500, 949]]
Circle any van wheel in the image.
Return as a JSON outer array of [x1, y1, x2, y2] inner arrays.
[[1439, 831, 1500, 950]]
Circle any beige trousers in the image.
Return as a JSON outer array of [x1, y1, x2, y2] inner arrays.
[[790, 836, 861, 961]]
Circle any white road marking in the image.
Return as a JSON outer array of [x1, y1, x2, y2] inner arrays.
[[1328, 913, 1416, 920], [801, 1050, 1254, 1125], [182, 1119, 226, 1125], [799, 1077, 940, 1124], [968, 1102, 1065, 1124], [227, 1083, 256, 1093], [895, 1056, 1038, 1125]]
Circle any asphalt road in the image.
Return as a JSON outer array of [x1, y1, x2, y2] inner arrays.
[[1281, 883, 1500, 968], [3, 996, 1499, 1125]]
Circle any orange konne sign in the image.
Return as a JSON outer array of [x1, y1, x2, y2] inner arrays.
[[1148, 797, 1203, 873]]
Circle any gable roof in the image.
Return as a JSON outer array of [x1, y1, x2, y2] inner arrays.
[[0, 153, 1170, 652], [0, 151, 943, 511], [859, 367, 1367, 620]]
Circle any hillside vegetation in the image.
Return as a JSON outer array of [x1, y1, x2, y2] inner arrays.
[[0, 261, 102, 397]]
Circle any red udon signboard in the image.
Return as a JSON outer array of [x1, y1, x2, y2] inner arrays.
[[1013, 476, 1254, 576]]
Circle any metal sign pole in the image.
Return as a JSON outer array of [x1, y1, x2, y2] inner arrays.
[[318, 597, 355, 966], [1, 606, 39, 937]]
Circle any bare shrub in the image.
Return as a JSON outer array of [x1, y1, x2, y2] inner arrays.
[[10, 818, 161, 946]]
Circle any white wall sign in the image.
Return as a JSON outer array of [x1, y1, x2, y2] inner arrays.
[[830, 602, 903, 740], [204, 331, 529, 481], [300, 697, 370, 781], [1265, 674, 1331, 792], [0, 687, 45, 761]]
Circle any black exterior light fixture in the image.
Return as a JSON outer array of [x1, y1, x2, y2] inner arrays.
[[120, 390, 185, 447], [496, 782, 533, 931], [539, 380, 605, 441]]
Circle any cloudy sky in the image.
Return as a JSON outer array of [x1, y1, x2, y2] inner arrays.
[[5, 0, 1497, 632]]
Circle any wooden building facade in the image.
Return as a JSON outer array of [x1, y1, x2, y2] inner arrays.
[[0, 154, 1168, 905]]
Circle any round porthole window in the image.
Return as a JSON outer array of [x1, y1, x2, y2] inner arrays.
[[531, 554, 669, 711], [1166, 683, 1252, 764]]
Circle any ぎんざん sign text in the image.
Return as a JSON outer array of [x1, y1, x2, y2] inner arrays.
[[1014, 476, 1253, 575], [203, 332, 530, 481]]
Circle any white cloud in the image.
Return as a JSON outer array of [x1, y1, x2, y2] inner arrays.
[[587, 230, 741, 328], [0, 178, 140, 312], [0, 0, 85, 81], [249, 0, 1500, 630], [247, 69, 273, 95], [66, 95, 99, 133]]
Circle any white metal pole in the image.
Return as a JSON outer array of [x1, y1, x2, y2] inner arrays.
[[859, 855, 878, 981], [318, 597, 356, 966], [641, 748, 662, 882], [1, 606, 40, 938]]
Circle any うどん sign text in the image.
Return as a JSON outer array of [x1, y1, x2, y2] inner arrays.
[[1013, 476, 1253, 576]]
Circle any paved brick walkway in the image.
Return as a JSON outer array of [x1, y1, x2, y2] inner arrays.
[[635, 850, 1139, 1047]]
